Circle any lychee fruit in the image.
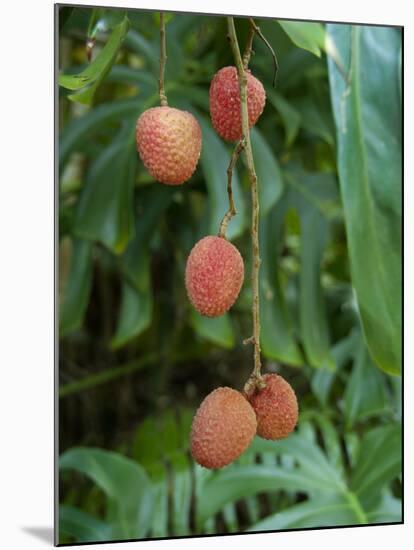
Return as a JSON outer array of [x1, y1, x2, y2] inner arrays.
[[247, 374, 298, 440], [190, 387, 257, 469], [209, 66, 266, 142], [136, 106, 202, 185], [185, 235, 244, 317]]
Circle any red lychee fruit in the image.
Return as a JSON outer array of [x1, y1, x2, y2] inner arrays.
[[247, 374, 298, 440], [136, 106, 202, 185], [209, 66, 266, 142], [185, 236, 244, 317], [190, 387, 257, 469]]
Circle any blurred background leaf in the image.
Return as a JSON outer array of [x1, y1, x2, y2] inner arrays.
[[59, 239, 93, 336], [278, 20, 326, 57], [58, 7, 402, 544], [60, 448, 154, 539]]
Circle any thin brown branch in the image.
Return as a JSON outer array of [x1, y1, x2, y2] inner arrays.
[[242, 20, 255, 68], [218, 139, 245, 238], [159, 12, 168, 106], [249, 18, 279, 87], [227, 17, 264, 393]]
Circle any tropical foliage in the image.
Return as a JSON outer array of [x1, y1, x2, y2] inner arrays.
[[58, 6, 402, 544]]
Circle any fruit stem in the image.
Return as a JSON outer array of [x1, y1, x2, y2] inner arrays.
[[227, 17, 264, 390], [159, 12, 168, 106], [218, 139, 245, 239], [249, 18, 279, 87], [242, 20, 256, 69]]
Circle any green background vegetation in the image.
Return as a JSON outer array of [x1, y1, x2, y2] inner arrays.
[[58, 6, 402, 544]]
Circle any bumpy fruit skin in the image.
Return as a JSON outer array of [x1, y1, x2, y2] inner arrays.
[[136, 106, 202, 185], [185, 236, 244, 317], [191, 387, 257, 469], [209, 66, 266, 141], [248, 374, 298, 440]]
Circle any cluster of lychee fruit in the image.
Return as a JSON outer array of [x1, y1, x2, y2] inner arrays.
[[191, 374, 298, 469], [136, 64, 298, 470]]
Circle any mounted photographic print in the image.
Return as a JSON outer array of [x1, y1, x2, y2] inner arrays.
[[56, 3, 403, 545]]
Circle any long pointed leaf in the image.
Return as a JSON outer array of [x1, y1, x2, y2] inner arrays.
[[59, 17, 130, 104], [59, 505, 112, 543], [327, 25, 402, 374], [260, 196, 303, 365], [197, 464, 331, 525], [74, 124, 137, 254], [60, 447, 154, 540], [278, 20, 325, 58], [59, 239, 93, 336], [248, 494, 359, 531]]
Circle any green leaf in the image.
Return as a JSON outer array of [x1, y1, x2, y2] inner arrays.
[[58, 7, 75, 32], [111, 186, 174, 348], [344, 433, 360, 470], [293, 94, 335, 146], [391, 375, 402, 421], [278, 20, 325, 58], [366, 491, 402, 524], [170, 451, 192, 536], [74, 123, 136, 254], [197, 465, 329, 525], [190, 310, 235, 349], [222, 503, 239, 532], [59, 505, 111, 543], [111, 267, 152, 350], [311, 330, 358, 405], [122, 186, 174, 289], [194, 464, 215, 530], [59, 447, 154, 540], [160, 410, 181, 455], [250, 127, 284, 216], [284, 170, 339, 370], [248, 494, 360, 531], [133, 417, 161, 465], [198, 117, 246, 240], [235, 453, 261, 524], [124, 29, 159, 74], [259, 196, 303, 366], [59, 17, 130, 104], [267, 90, 301, 147], [168, 13, 210, 39], [350, 424, 402, 508], [59, 355, 157, 398], [250, 432, 345, 492], [198, 429, 347, 525], [58, 7, 91, 36], [107, 65, 155, 90], [179, 85, 210, 111], [149, 475, 169, 538], [298, 191, 334, 370], [307, 412, 344, 474], [133, 409, 190, 468], [327, 25, 402, 374], [59, 98, 142, 169], [59, 239, 93, 336], [344, 335, 390, 426]]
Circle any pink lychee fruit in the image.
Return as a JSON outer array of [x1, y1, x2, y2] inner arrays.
[[185, 236, 244, 317], [136, 106, 202, 185], [209, 66, 266, 142], [190, 387, 257, 469], [247, 373, 299, 440]]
